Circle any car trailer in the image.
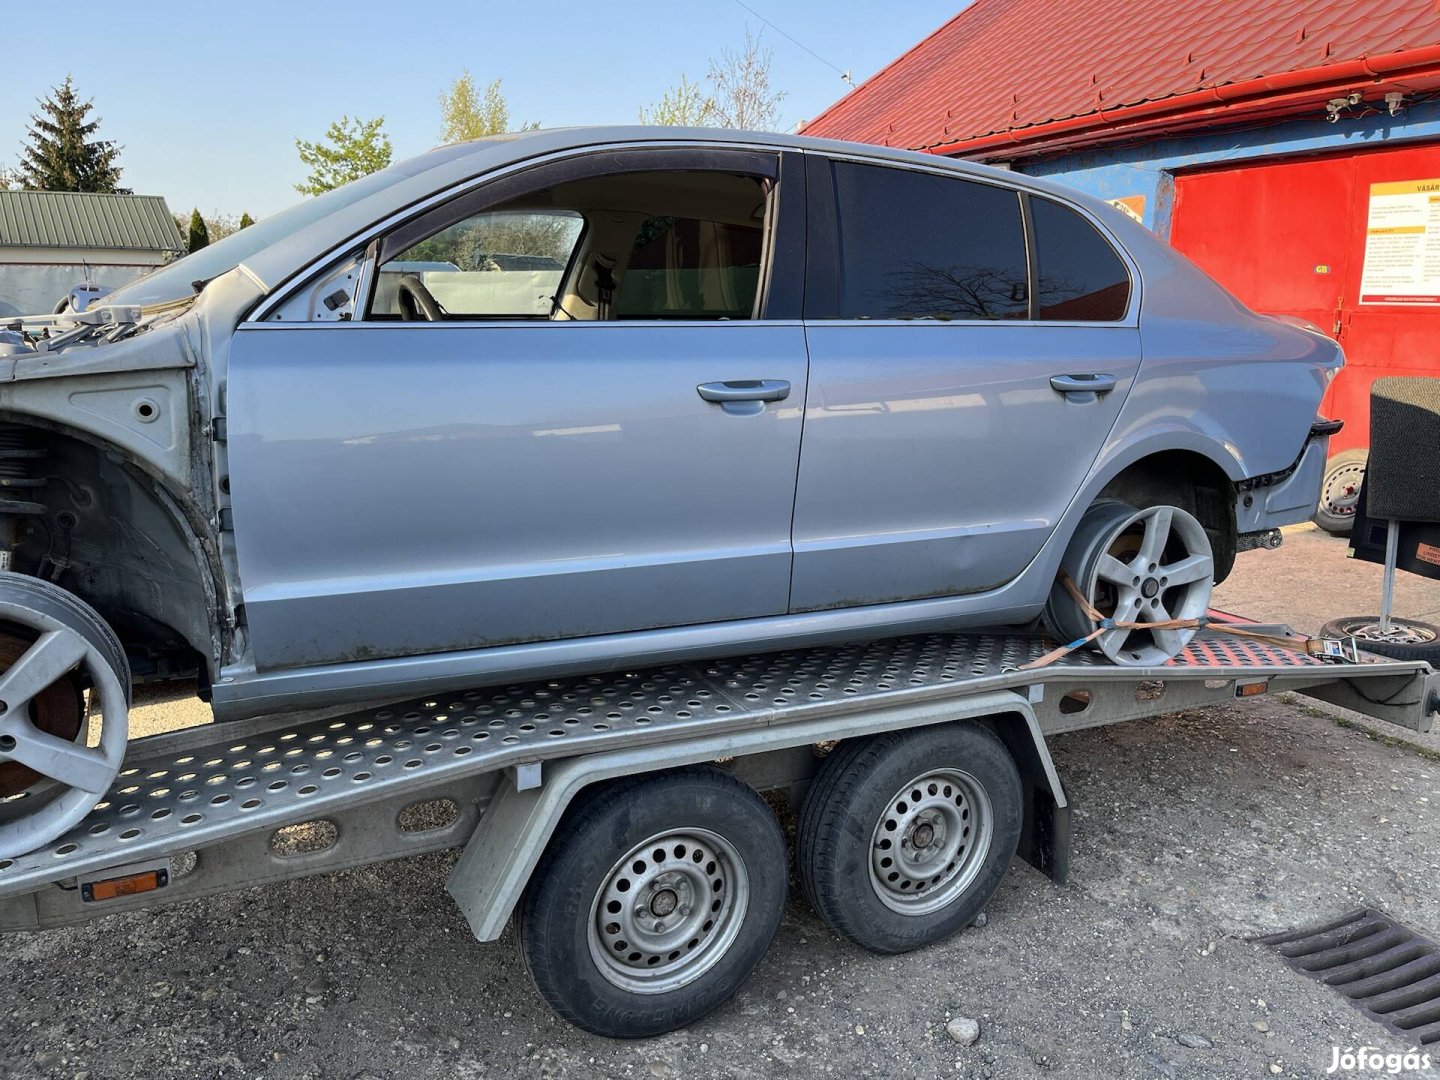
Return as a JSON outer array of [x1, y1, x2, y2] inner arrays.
[[1, 616, 1436, 1037]]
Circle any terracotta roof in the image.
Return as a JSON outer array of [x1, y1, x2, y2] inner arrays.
[[0, 191, 183, 252], [802, 0, 1440, 158]]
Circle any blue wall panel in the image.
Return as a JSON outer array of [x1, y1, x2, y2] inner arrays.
[[1014, 100, 1440, 237]]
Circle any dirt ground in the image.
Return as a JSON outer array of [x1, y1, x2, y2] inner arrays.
[[4, 524, 1440, 1080]]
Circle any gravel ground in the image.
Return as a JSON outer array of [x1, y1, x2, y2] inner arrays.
[[4, 526, 1440, 1080]]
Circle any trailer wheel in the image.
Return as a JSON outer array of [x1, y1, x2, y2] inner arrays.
[[519, 765, 787, 1038], [798, 724, 1022, 954]]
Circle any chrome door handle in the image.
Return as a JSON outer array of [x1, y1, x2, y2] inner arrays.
[[696, 379, 792, 403], [1050, 373, 1117, 402]]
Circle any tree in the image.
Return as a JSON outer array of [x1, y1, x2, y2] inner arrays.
[[439, 73, 536, 143], [17, 75, 126, 192], [707, 32, 786, 131], [238, 212, 255, 230], [642, 33, 786, 131], [294, 115, 392, 196], [186, 209, 210, 254], [0, 165, 16, 190], [637, 75, 716, 127]]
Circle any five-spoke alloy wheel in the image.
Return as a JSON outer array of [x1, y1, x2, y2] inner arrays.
[[0, 571, 130, 860], [1045, 500, 1215, 666]]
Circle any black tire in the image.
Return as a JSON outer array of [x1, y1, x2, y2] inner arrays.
[[798, 723, 1023, 955], [1319, 616, 1440, 662], [519, 765, 787, 1038], [1313, 449, 1368, 536]]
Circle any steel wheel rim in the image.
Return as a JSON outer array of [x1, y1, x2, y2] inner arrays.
[[1320, 461, 1366, 518], [1347, 620, 1437, 646], [587, 827, 749, 994], [869, 767, 993, 916], [1067, 503, 1214, 665]]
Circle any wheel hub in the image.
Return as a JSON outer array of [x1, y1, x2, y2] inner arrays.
[[870, 768, 994, 916], [588, 828, 749, 994]]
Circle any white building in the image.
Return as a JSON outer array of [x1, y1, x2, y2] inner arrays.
[[0, 190, 185, 317]]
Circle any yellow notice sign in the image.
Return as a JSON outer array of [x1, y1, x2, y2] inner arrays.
[[1359, 177, 1440, 304]]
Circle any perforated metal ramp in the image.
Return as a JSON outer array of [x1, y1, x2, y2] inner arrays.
[[0, 629, 1422, 897]]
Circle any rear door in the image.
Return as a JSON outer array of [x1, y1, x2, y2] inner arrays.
[[790, 156, 1141, 612], [226, 147, 810, 671]]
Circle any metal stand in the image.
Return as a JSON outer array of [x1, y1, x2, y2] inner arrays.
[[1380, 518, 1399, 634]]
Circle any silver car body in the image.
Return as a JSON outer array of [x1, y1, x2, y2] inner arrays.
[[0, 128, 1339, 720]]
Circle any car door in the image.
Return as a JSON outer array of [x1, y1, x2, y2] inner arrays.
[[226, 147, 808, 671], [790, 154, 1141, 612]]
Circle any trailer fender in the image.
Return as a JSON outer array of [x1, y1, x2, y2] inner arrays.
[[445, 690, 1064, 941]]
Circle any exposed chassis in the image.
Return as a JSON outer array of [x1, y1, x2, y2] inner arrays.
[[1, 616, 1434, 937]]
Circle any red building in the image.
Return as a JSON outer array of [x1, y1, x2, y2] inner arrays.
[[803, 0, 1440, 532]]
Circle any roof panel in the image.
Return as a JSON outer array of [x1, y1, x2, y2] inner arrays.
[[804, 0, 1440, 150], [0, 191, 184, 252]]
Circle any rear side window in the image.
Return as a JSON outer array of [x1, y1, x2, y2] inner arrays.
[[830, 162, 1029, 321], [1030, 197, 1131, 321]]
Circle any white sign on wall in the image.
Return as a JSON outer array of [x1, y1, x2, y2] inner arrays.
[[1358, 178, 1440, 305]]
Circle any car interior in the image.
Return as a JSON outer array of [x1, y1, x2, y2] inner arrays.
[[369, 170, 772, 322]]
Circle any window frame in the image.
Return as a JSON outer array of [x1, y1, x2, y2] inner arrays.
[[361, 147, 799, 325], [803, 151, 1139, 327]]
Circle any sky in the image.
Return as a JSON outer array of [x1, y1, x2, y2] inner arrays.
[[0, 0, 961, 221]]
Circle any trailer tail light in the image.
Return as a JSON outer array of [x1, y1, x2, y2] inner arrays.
[[80, 865, 169, 903], [1235, 679, 1269, 698]]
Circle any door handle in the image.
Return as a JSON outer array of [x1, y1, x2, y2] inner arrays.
[[696, 379, 792, 403], [1050, 373, 1117, 403], [697, 380, 791, 416]]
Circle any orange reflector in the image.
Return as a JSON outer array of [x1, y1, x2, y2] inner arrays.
[[81, 868, 167, 903], [1235, 680, 1269, 698]]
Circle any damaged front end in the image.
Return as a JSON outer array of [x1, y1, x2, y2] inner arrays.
[[0, 291, 234, 688]]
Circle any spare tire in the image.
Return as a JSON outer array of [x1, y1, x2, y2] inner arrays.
[[1319, 615, 1440, 662], [1313, 450, 1368, 537]]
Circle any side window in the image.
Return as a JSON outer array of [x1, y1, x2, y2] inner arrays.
[[615, 216, 763, 320], [830, 162, 1029, 321], [372, 210, 583, 318], [1030, 197, 1131, 321]]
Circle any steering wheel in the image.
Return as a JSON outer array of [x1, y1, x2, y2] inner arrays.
[[396, 273, 445, 321]]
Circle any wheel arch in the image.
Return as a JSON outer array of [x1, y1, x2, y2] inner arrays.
[[1083, 442, 1240, 583], [0, 414, 227, 682]]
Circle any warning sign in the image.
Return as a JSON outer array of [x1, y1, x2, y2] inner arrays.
[[1358, 178, 1440, 305]]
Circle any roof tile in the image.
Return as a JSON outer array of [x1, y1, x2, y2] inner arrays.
[[804, 0, 1440, 150]]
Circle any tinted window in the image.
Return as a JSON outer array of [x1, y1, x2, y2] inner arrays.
[[1031, 197, 1130, 321], [831, 162, 1028, 321], [615, 216, 763, 320]]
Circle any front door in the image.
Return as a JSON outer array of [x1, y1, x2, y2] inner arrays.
[[227, 149, 808, 671], [791, 157, 1141, 611]]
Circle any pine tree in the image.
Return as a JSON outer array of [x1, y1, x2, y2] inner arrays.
[[238, 212, 254, 230], [187, 209, 210, 254], [17, 75, 125, 193]]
